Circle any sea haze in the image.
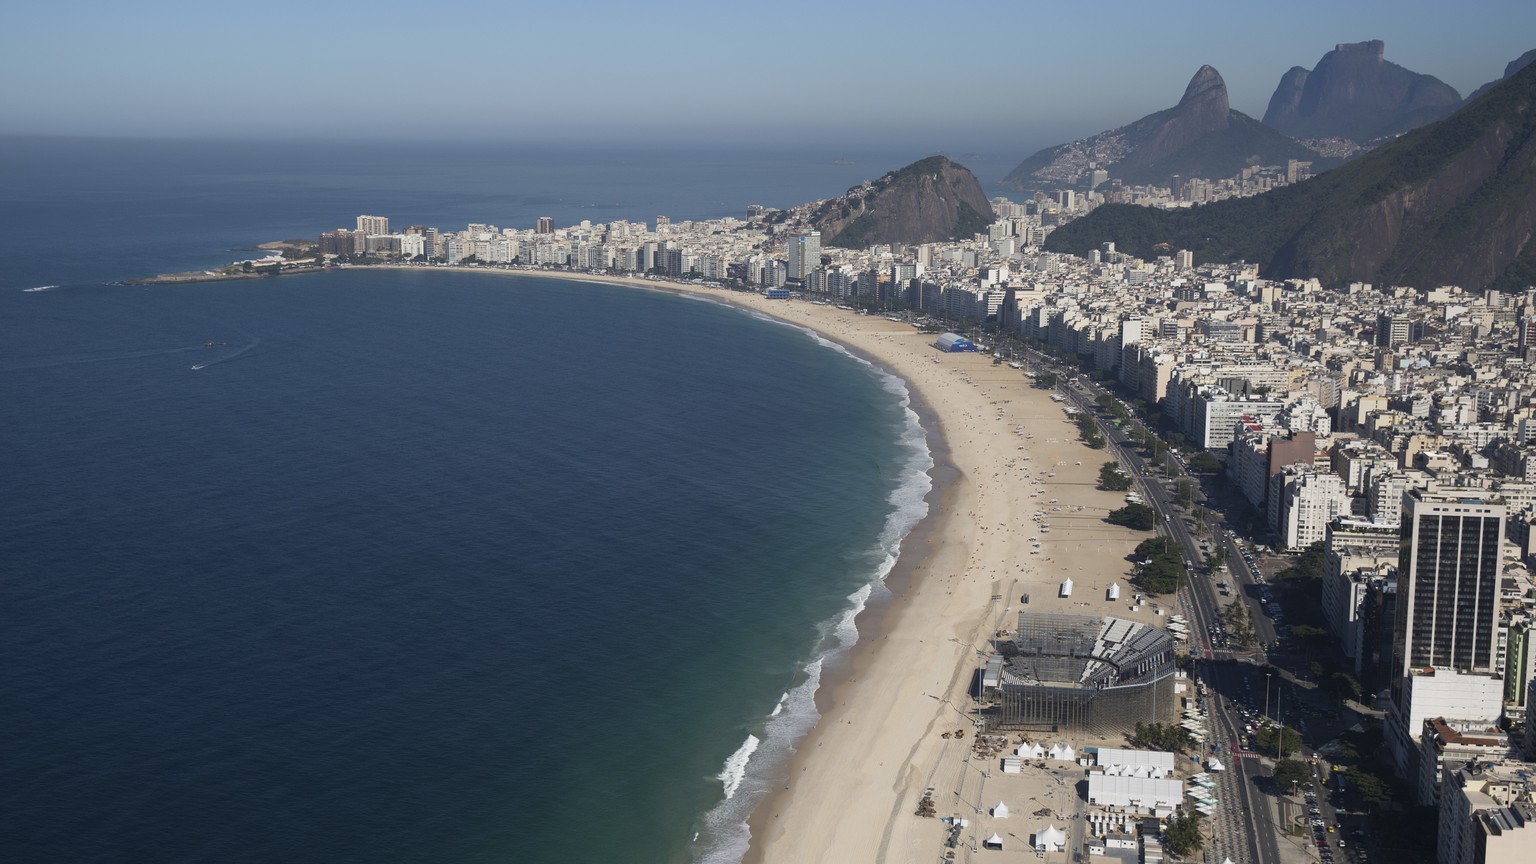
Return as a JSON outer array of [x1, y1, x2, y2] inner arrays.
[[0, 135, 1017, 294], [0, 268, 930, 863]]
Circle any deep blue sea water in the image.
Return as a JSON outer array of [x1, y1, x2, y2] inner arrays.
[[0, 139, 936, 862]]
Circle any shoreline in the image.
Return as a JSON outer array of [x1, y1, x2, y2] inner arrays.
[[368, 266, 1161, 864], [146, 263, 1168, 863]]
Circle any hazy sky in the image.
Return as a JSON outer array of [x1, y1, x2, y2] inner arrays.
[[4, 0, 1532, 154]]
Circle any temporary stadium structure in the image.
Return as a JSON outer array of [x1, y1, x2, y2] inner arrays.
[[989, 612, 1176, 735]]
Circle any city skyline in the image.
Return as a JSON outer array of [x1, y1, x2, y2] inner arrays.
[[3, 1, 1533, 153]]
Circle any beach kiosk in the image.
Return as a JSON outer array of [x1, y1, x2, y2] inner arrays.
[[991, 801, 1010, 818]]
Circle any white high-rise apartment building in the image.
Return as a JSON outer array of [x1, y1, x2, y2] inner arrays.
[[787, 230, 820, 283], [357, 215, 390, 236], [1279, 470, 1350, 551]]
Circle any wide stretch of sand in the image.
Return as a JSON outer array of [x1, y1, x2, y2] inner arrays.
[[385, 267, 1178, 862]]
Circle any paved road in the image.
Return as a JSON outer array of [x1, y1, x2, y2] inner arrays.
[[1037, 361, 1283, 864]]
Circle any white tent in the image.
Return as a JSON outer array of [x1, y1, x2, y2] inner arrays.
[[992, 801, 1010, 818], [1107, 582, 1121, 600], [1059, 577, 1073, 597], [1032, 825, 1066, 851], [984, 833, 1005, 850], [1222, 858, 1237, 864], [1208, 757, 1225, 772], [1060, 744, 1076, 761], [1018, 742, 1045, 758], [1048, 744, 1064, 760]]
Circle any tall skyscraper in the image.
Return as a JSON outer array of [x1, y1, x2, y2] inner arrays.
[[787, 230, 820, 284], [356, 215, 389, 236], [1386, 490, 1507, 781], [1393, 490, 1505, 677], [536, 217, 554, 235]]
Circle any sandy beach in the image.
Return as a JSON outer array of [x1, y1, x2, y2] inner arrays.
[[385, 266, 1179, 862]]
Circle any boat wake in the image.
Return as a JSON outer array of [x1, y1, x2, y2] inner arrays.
[[4, 345, 204, 372], [191, 336, 260, 371], [21, 285, 58, 293], [693, 318, 934, 864]]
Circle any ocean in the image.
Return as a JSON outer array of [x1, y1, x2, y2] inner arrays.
[[0, 138, 944, 862]]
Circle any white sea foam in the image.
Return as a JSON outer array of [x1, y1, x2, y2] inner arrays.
[[717, 734, 759, 800], [695, 657, 824, 864], [22, 285, 58, 293], [693, 312, 934, 864], [769, 691, 788, 718]]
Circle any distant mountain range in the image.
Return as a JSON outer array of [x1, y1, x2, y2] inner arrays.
[[1042, 59, 1536, 292], [1262, 40, 1462, 144], [1003, 66, 1329, 192], [811, 156, 994, 248], [1463, 48, 1536, 105]]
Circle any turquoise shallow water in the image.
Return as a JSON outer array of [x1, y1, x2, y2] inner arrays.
[[0, 267, 931, 862]]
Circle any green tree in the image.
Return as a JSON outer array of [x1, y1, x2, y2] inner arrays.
[[1107, 503, 1156, 531], [1032, 372, 1059, 389], [1289, 623, 1326, 642], [1255, 725, 1303, 758], [1273, 759, 1310, 795], [1164, 812, 1204, 857], [1099, 462, 1133, 491], [1280, 541, 1326, 581], [1189, 452, 1223, 474], [1324, 672, 1363, 704], [1176, 480, 1195, 508], [1343, 766, 1389, 802], [1132, 721, 1195, 753]]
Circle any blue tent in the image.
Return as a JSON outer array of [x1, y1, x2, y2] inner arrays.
[[933, 332, 976, 352]]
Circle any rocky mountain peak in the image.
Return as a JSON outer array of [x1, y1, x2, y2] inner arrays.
[[1262, 40, 1460, 143], [1180, 65, 1229, 110], [1335, 39, 1385, 60], [811, 156, 993, 248], [1004, 63, 1322, 191]]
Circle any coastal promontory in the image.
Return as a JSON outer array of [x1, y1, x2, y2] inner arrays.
[[811, 156, 994, 248]]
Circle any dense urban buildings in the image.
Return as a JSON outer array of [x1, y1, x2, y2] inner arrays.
[[308, 172, 1536, 863]]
